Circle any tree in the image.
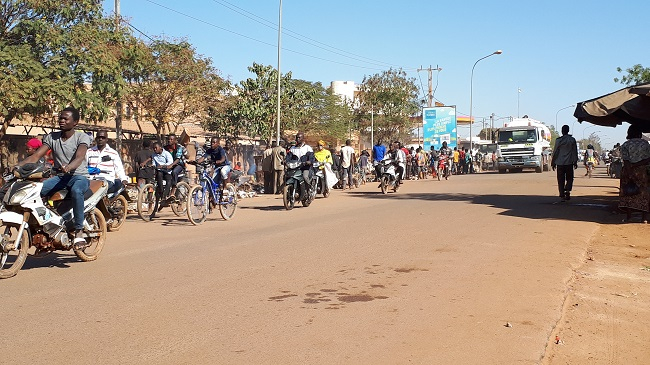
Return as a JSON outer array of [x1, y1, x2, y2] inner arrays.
[[354, 68, 420, 143], [123, 39, 228, 139], [614, 64, 650, 85], [203, 63, 306, 142], [578, 132, 603, 153], [0, 0, 134, 137]]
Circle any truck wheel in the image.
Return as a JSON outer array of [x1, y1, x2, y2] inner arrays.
[[535, 166, 543, 173], [498, 169, 506, 174]]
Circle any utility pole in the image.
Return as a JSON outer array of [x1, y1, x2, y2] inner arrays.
[[490, 113, 495, 142], [417, 65, 441, 107], [114, 0, 122, 151]]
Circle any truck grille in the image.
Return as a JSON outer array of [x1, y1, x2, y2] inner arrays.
[[501, 147, 534, 157]]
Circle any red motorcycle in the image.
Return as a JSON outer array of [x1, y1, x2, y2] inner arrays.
[[437, 155, 450, 181]]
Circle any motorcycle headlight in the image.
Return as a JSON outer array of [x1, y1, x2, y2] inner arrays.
[[8, 188, 29, 205], [287, 161, 301, 169]]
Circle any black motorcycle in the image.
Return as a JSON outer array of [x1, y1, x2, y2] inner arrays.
[[283, 155, 317, 210]]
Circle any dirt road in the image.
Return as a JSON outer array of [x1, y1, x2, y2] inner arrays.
[[1, 168, 645, 364]]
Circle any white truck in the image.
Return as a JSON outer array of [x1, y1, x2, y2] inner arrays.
[[496, 118, 552, 173]]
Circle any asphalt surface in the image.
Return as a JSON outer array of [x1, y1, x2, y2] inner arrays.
[[0, 168, 620, 364]]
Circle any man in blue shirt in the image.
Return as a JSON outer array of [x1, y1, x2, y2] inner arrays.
[[372, 139, 386, 182], [195, 137, 231, 184]]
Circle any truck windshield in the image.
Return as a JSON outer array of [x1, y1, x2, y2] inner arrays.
[[498, 129, 537, 144]]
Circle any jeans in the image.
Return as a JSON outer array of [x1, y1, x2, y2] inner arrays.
[[107, 179, 123, 195], [556, 165, 574, 197], [341, 166, 353, 187], [170, 165, 184, 187], [155, 169, 172, 198], [41, 175, 90, 230]]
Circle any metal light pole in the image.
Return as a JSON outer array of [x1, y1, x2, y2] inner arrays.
[[275, 0, 282, 144], [555, 104, 575, 131], [469, 50, 502, 152]]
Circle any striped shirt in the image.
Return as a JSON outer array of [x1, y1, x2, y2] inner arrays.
[[86, 145, 128, 182]]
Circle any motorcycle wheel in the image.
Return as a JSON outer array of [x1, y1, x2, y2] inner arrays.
[[380, 176, 388, 194], [219, 183, 237, 221], [137, 183, 156, 221], [107, 195, 128, 232], [283, 184, 295, 210], [0, 223, 29, 279], [171, 182, 190, 216], [187, 185, 208, 226], [74, 208, 106, 262]]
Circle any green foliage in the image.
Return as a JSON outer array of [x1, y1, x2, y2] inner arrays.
[[354, 68, 420, 143], [578, 132, 603, 153], [0, 0, 134, 132], [614, 64, 650, 85], [123, 39, 228, 138]]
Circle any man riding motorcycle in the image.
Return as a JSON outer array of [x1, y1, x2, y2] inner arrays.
[[86, 130, 129, 194], [288, 132, 315, 197]]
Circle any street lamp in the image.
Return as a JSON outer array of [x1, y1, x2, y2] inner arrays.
[[555, 104, 575, 131], [470, 50, 502, 152]]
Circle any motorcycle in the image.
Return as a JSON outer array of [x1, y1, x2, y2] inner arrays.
[[608, 157, 622, 179], [89, 168, 130, 232], [0, 163, 108, 279], [437, 155, 450, 181], [313, 161, 331, 198], [377, 159, 400, 194], [283, 156, 316, 210]]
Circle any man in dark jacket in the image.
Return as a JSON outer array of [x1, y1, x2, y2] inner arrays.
[[551, 125, 579, 202]]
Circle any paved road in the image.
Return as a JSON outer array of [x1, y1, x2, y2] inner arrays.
[[1, 169, 619, 364]]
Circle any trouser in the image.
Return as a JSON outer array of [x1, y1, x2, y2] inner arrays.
[[264, 171, 273, 194], [170, 165, 184, 187], [395, 165, 404, 184], [272, 169, 284, 194], [107, 179, 123, 195], [341, 166, 353, 187], [41, 175, 89, 231], [556, 165, 574, 196], [155, 170, 172, 199]]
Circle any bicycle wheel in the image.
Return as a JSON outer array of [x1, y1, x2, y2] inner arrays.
[[219, 183, 237, 220], [187, 185, 208, 225], [137, 183, 156, 221], [171, 181, 190, 216]]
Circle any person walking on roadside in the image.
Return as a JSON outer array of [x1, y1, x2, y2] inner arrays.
[[271, 140, 286, 194], [358, 150, 369, 184], [551, 125, 578, 202], [262, 143, 273, 194], [340, 139, 356, 190]]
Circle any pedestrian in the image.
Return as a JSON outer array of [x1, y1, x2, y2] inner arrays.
[[372, 139, 386, 182], [453, 147, 460, 174], [358, 150, 369, 185], [330, 144, 341, 187], [619, 125, 650, 223], [262, 143, 273, 194], [134, 139, 154, 188], [271, 140, 286, 194], [340, 139, 356, 190], [551, 125, 578, 202]]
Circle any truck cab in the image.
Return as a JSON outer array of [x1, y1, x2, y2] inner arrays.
[[496, 118, 551, 173]]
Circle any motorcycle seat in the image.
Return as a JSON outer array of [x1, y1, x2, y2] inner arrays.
[[50, 180, 105, 202]]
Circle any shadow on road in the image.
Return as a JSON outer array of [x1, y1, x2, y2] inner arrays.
[[21, 252, 79, 271], [347, 190, 623, 224]]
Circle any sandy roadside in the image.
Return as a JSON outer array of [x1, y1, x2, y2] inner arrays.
[[543, 220, 650, 364]]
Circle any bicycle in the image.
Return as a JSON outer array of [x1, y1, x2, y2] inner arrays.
[[186, 161, 237, 225], [136, 168, 190, 221]]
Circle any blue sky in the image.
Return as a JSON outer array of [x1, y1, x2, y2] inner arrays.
[[104, 0, 650, 149]]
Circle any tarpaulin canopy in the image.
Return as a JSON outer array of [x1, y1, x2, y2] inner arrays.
[[574, 82, 650, 132]]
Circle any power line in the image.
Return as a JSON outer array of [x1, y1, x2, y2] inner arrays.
[[210, 0, 407, 70], [141, 0, 415, 72]]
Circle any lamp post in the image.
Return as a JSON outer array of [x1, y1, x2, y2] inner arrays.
[[555, 104, 575, 131], [469, 50, 502, 152], [275, 0, 282, 144]]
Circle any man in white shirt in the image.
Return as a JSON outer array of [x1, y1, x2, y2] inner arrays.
[[86, 130, 129, 194], [288, 132, 314, 192], [340, 139, 356, 190], [394, 141, 407, 185]]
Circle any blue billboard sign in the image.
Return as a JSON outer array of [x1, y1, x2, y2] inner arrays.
[[423, 106, 457, 151]]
